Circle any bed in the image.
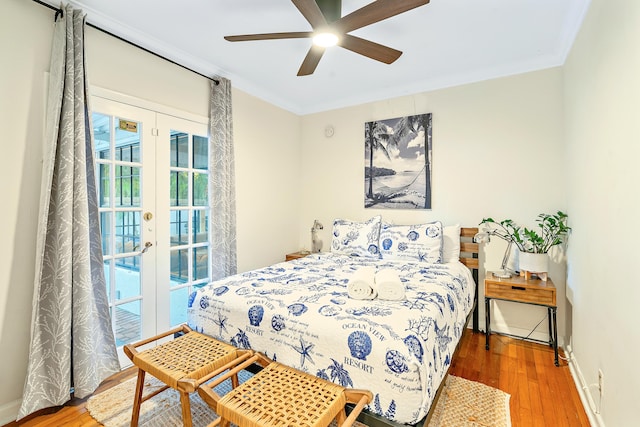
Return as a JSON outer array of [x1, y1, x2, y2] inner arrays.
[[187, 220, 479, 426]]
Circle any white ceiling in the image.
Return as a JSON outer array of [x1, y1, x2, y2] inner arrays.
[[60, 0, 590, 115]]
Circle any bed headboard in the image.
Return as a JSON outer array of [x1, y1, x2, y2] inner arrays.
[[460, 227, 479, 332], [459, 227, 479, 270]]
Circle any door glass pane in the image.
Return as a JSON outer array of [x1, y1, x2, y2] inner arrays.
[[101, 212, 112, 256], [193, 247, 208, 281], [114, 142, 142, 163], [93, 112, 111, 160], [193, 172, 208, 206], [170, 210, 189, 246], [115, 166, 141, 207], [97, 164, 110, 207], [120, 146, 131, 162], [171, 249, 188, 286], [131, 168, 141, 206], [170, 171, 188, 206], [193, 135, 208, 170], [193, 210, 208, 244], [170, 131, 188, 168], [115, 255, 141, 300], [114, 211, 140, 254], [114, 300, 141, 347], [131, 144, 140, 163], [170, 287, 189, 327]]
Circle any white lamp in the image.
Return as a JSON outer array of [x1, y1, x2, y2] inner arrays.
[[474, 229, 516, 278]]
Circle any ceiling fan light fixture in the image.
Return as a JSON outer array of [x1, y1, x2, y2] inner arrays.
[[312, 31, 339, 47], [225, 0, 432, 75]]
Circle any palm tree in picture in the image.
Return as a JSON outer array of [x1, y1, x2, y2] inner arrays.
[[392, 114, 432, 209], [365, 120, 394, 200]]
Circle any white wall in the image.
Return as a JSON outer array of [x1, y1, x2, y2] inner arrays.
[[232, 89, 302, 271], [299, 68, 568, 344], [0, 0, 300, 422], [564, 0, 640, 424]]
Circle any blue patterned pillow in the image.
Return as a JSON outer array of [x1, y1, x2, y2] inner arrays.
[[331, 216, 382, 258], [379, 221, 443, 263]]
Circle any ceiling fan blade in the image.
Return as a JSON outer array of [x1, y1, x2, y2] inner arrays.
[[225, 32, 313, 42], [339, 34, 402, 64], [292, 0, 328, 28], [334, 0, 430, 33], [297, 45, 325, 76]]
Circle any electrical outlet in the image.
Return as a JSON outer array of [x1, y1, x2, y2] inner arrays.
[[598, 369, 604, 395]]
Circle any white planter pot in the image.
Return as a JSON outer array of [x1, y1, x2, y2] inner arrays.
[[519, 252, 548, 273]]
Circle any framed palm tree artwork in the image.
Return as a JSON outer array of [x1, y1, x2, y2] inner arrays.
[[365, 113, 432, 209]]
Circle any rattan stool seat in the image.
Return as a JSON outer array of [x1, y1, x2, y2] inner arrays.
[[124, 324, 250, 427], [132, 329, 237, 388], [198, 354, 372, 427]]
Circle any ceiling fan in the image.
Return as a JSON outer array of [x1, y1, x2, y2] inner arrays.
[[224, 0, 430, 76]]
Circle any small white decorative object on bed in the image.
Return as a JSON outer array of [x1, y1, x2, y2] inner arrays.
[[375, 268, 405, 300], [347, 266, 377, 300]]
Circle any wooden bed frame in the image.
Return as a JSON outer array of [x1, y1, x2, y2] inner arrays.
[[353, 227, 480, 427]]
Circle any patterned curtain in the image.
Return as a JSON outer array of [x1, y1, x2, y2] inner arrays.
[[209, 78, 237, 280], [18, 5, 119, 419]]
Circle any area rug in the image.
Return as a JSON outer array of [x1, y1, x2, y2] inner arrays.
[[87, 373, 509, 427], [428, 375, 511, 427]]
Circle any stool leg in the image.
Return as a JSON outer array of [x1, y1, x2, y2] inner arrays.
[[131, 369, 146, 427], [231, 373, 239, 388], [179, 391, 193, 427]]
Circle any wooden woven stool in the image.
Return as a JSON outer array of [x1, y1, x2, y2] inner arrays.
[[198, 353, 373, 427], [123, 324, 252, 427]]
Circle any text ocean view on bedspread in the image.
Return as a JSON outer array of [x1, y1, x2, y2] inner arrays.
[[187, 253, 475, 425]]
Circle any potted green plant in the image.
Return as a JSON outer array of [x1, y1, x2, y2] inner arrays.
[[476, 211, 571, 273]]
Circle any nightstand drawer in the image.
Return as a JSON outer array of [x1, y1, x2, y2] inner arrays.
[[486, 281, 555, 305]]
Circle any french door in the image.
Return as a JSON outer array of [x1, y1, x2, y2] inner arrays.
[[91, 95, 210, 365]]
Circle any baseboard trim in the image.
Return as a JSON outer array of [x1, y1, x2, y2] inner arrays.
[[565, 344, 605, 427], [0, 398, 20, 425]]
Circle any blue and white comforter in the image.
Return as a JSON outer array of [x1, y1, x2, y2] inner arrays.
[[187, 253, 475, 425]]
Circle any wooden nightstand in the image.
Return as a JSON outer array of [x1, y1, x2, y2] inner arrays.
[[285, 251, 311, 261], [485, 273, 559, 366]]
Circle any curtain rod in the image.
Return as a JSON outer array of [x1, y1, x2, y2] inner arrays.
[[32, 0, 220, 85]]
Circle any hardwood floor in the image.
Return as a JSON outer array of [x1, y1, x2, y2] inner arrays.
[[5, 330, 590, 427], [3, 367, 137, 427], [449, 331, 590, 426]]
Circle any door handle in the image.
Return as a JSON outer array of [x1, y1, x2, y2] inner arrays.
[[140, 241, 153, 254]]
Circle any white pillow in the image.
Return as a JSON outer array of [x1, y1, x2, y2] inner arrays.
[[442, 224, 461, 263], [331, 215, 382, 258], [379, 221, 443, 263]]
